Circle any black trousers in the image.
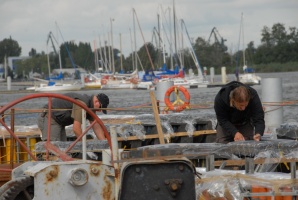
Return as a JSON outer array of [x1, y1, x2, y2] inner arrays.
[[215, 122, 254, 144]]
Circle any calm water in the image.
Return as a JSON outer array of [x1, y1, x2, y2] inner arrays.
[[0, 71, 297, 126]]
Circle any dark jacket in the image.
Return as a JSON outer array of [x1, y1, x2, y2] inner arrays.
[[214, 81, 265, 137], [48, 93, 95, 126]]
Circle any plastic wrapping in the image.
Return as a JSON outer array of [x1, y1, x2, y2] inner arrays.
[[276, 122, 298, 139], [196, 170, 297, 199], [34, 140, 109, 153], [136, 143, 228, 158], [254, 150, 281, 172]]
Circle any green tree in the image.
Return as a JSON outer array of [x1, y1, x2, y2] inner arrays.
[[15, 54, 48, 79], [75, 42, 93, 71], [256, 23, 298, 64], [29, 48, 37, 57], [0, 37, 22, 63], [137, 42, 157, 71]]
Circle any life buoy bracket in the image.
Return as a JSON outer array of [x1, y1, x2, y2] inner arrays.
[[164, 85, 190, 112]]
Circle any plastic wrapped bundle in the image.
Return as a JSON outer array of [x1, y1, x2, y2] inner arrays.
[[104, 124, 147, 141], [34, 140, 109, 153], [220, 141, 274, 157], [136, 143, 226, 158], [196, 170, 296, 200], [134, 114, 170, 125], [269, 139, 298, 154], [276, 122, 298, 140]]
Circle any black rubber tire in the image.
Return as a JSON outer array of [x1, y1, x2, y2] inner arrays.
[[0, 176, 34, 200]]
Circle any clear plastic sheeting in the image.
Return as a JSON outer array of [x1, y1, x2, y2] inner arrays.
[[134, 113, 215, 137], [196, 170, 297, 200], [134, 114, 169, 125], [104, 124, 147, 141], [215, 141, 273, 158], [196, 170, 244, 199], [276, 122, 298, 140], [34, 140, 109, 153], [167, 113, 195, 137], [285, 150, 298, 159], [215, 140, 298, 158], [136, 143, 229, 158], [161, 121, 174, 136], [254, 150, 281, 172]]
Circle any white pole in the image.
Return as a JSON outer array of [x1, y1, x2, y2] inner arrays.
[[7, 76, 11, 90], [221, 66, 227, 84], [262, 78, 283, 135], [110, 125, 119, 200], [210, 67, 215, 83], [80, 73, 85, 88], [155, 81, 174, 112], [4, 55, 7, 79]]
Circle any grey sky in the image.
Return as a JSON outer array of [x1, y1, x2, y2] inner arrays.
[[1, 0, 297, 60]]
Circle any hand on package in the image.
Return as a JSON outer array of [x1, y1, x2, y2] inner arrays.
[[234, 132, 245, 141], [253, 133, 261, 141]]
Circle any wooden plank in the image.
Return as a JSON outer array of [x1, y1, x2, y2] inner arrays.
[[150, 91, 165, 144]]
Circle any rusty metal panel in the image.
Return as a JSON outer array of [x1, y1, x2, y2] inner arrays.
[[119, 159, 195, 200], [29, 161, 115, 200]]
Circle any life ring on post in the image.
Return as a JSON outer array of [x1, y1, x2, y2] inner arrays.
[[164, 85, 190, 112]]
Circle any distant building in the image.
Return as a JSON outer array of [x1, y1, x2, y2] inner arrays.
[[0, 64, 3, 78], [8, 56, 31, 71]]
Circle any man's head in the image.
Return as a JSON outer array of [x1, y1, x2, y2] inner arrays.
[[96, 93, 109, 114], [229, 86, 250, 111]]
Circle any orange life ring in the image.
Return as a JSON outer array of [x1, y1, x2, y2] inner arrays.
[[164, 85, 190, 112], [101, 79, 108, 85]]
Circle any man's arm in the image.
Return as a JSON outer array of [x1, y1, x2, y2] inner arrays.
[[90, 121, 106, 140], [73, 119, 106, 140], [73, 119, 83, 140]]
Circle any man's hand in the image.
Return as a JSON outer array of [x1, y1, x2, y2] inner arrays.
[[253, 133, 261, 141], [234, 132, 245, 141]]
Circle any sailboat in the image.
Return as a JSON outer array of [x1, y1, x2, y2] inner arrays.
[[26, 31, 83, 92], [237, 13, 261, 85]]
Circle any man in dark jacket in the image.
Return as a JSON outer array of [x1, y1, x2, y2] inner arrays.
[[214, 81, 265, 143], [37, 93, 109, 141]]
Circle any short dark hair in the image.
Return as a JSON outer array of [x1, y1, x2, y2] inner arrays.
[[97, 93, 109, 114]]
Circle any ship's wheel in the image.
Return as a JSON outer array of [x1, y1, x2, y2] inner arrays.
[[0, 93, 111, 161], [0, 93, 112, 199]]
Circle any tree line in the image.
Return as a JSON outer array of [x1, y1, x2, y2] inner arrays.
[[0, 23, 297, 79]]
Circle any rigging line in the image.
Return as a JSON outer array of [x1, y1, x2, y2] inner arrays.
[[55, 22, 77, 71], [132, 8, 155, 70]]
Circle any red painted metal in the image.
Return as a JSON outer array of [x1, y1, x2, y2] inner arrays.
[[44, 142, 74, 161], [0, 93, 112, 162]]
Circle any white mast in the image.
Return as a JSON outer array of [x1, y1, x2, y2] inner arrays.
[[4, 55, 7, 79], [160, 5, 166, 68], [120, 33, 123, 72]]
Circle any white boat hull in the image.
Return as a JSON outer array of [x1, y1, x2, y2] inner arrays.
[[239, 73, 261, 85], [33, 83, 83, 92]]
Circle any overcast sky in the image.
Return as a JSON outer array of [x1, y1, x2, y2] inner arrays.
[[1, 0, 297, 59]]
